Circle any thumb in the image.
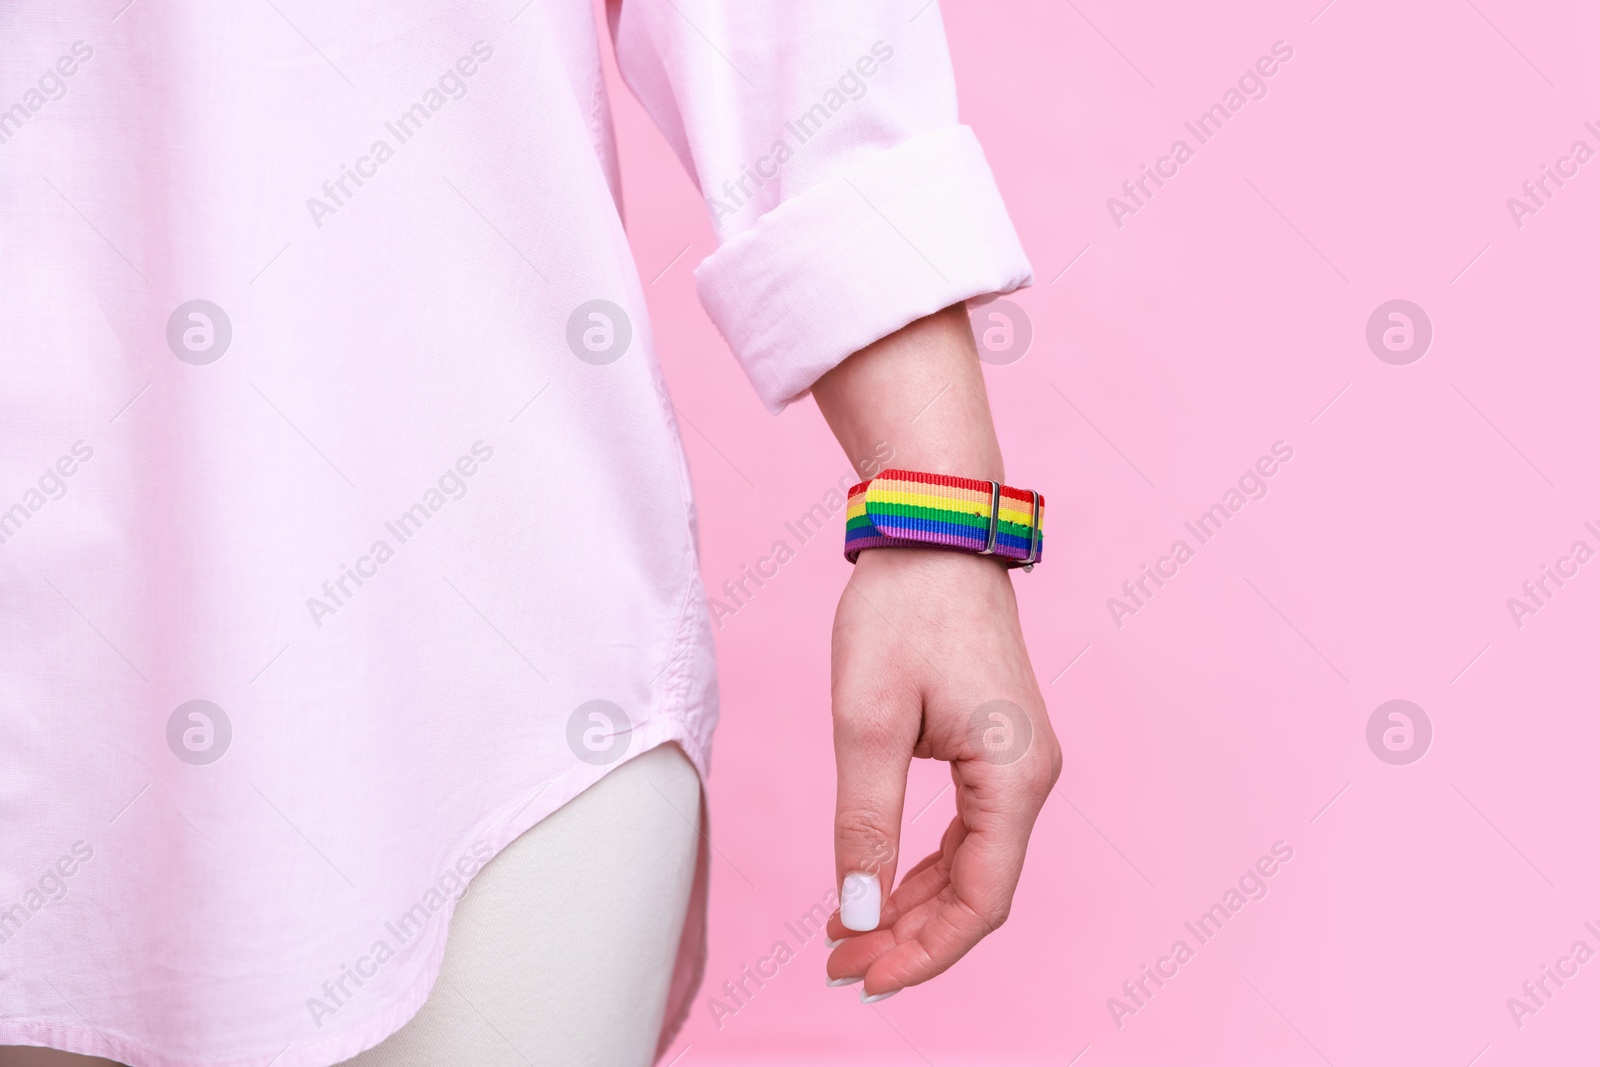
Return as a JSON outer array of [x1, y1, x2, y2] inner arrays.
[[832, 685, 918, 933]]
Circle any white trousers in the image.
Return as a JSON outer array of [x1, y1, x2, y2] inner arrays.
[[1, 742, 703, 1067]]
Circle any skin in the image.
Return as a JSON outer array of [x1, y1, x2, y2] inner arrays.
[[812, 303, 1062, 1000]]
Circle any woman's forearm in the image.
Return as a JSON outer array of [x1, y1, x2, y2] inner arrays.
[[811, 303, 1005, 486]]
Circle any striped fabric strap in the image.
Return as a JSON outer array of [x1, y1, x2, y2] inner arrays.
[[844, 469, 1045, 568]]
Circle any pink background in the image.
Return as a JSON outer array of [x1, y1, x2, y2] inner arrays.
[[605, 2, 1599, 1065]]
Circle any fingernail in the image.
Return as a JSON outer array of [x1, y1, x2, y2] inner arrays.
[[840, 872, 880, 931], [824, 936, 843, 949], [861, 988, 899, 1004], [826, 975, 863, 987]]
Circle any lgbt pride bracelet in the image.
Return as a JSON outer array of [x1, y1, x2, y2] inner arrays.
[[843, 470, 1045, 569]]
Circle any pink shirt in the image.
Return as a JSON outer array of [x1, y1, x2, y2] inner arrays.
[[0, 1, 1029, 1063]]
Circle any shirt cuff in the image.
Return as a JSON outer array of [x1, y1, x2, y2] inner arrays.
[[693, 125, 1033, 413]]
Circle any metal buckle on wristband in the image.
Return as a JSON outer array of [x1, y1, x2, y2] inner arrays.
[[977, 484, 1042, 570], [977, 481, 1002, 557], [1021, 490, 1041, 571]]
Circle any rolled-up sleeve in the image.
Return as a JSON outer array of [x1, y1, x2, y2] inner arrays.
[[610, 1, 1033, 412]]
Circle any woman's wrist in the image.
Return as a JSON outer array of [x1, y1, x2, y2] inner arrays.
[[851, 539, 1018, 584]]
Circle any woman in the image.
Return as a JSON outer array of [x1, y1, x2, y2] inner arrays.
[[0, 1, 1058, 1063]]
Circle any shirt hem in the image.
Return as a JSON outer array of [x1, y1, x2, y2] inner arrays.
[[0, 717, 711, 1067]]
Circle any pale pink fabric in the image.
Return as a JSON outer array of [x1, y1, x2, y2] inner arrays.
[[0, 2, 1029, 1065]]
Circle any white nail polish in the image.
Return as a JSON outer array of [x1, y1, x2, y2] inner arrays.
[[840, 872, 880, 931], [861, 988, 899, 1004], [826, 975, 863, 987], [824, 936, 842, 949]]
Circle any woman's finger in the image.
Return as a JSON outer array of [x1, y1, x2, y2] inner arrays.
[[861, 755, 1052, 994], [830, 625, 922, 932], [826, 831, 954, 944]]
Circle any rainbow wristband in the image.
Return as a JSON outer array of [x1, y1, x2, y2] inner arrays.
[[844, 470, 1045, 569]]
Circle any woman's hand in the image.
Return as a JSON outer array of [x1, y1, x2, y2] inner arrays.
[[823, 546, 1059, 1000], [809, 302, 1060, 1001]]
